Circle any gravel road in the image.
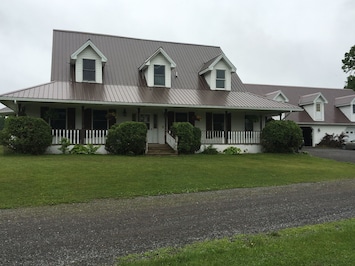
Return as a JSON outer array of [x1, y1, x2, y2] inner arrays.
[[1, 179, 355, 266]]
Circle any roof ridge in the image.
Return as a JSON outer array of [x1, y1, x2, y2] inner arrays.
[[245, 83, 342, 90], [53, 29, 221, 49]]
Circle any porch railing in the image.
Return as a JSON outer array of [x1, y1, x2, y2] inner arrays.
[[51, 129, 107, 145], [201, 130, 261, 145], [166, 131, 178, 151], [51, 129, 261, 146]]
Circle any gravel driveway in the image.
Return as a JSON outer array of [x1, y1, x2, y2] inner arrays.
[[1, 179, 354, 266]]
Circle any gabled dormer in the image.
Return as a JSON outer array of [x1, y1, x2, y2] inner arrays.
[[335, 95, 355, 122], [139, 47, 176, 88], [265, 90, 289, 103], [70, 40, 107, 83], [199, 54, 236, 91], [299, 92, 328, 121]]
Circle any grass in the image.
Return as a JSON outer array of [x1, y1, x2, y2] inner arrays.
[[1, 146, 355, 209], [116, 218, 355, 266]]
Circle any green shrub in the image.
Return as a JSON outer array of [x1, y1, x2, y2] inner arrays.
[[70, 144, 100, 155], [317, 132, 347, 148], [105, 121, 147, 155], [223, 146, 242, 155], [58, 138, 71, 154], [0, 116, 5, 130], [0, 116, 52, 155], [201, 145, 219, 155], [261, 120, 303, 153], [171, 122, 201, 154], [192, 127, 202, 152]]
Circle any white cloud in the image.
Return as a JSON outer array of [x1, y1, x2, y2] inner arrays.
[[0, 0, 354, 109]]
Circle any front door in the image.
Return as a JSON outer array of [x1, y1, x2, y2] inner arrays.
[[140, 114, 158, 143]]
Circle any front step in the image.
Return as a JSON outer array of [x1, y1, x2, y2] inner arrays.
[[147, 144, 177, 156]]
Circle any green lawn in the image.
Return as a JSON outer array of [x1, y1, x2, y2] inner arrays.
[[117, 219, 355, 266], [1, 146, 355, 209]]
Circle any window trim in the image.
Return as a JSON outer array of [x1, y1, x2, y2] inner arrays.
[[83, 59, 96, 82], [216, 69, 226, 89], [154, 65, 165, 86]]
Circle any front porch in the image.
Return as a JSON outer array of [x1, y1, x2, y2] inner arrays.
[[51, 129, 262, 153]]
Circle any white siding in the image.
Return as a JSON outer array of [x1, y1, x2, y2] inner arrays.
[[75, 46, 103, 83], [338, 105, 355, 122], [303, 101, 325, 121], [144, 54, 172, 88], [203, 60, 232, 91]]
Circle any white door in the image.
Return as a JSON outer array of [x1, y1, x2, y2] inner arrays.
[[140, 114, 158, 143]]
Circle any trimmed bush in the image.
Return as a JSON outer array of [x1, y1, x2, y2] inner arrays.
[[0, 116, 52, 155], [192, 127, 202, 153], [261, 120, 303, 153], [171, 122, 194, 154], [171, 122, 201, 154], [105, 121, 147, 155]]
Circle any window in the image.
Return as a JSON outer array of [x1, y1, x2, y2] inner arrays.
[[245, 116, 254, 131], [154, 65, 165, 86], [93, 110, 107, 130], [50, 109, 66, 129], [216, 70, 225, 88], [83, 59, 96, 81], [353, 104, 355, 114], [176, 112, 188, 122], [206, 113, 225, 138], [316, 103, 321, 112]]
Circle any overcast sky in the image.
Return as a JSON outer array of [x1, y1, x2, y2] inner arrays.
[[0, 0, 354, 108]]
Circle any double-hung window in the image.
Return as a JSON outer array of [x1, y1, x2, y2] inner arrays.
[[216, 69, 225, 88], [83, 59, 96, 81], [154, 65, 165, 86]]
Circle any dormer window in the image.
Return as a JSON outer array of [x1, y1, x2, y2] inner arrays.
[[216, 70, 225, 88], [70, 40, 107, 84], [299, 92, 328, 121], [199, 54, 236, 91], [139, 47, 176, 88], [353, 104, 355, 114], [83, 59, 96, 81], [154, 65, 165, 86]]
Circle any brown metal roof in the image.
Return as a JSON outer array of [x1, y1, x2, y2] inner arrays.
[[0, 81, 301, 111], [335, 95, 355, 107], [0, 30, 302, 112], [246, 84, 355, 125]]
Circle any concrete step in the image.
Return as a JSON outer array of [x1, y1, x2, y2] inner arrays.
[[147, 144, 177, 155]]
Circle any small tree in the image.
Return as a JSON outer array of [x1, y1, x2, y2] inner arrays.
[[105, 121, 147, 155], [261, 120, 303, 153], [342, 45, 355, 90], [0, 116, 52, 155]]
